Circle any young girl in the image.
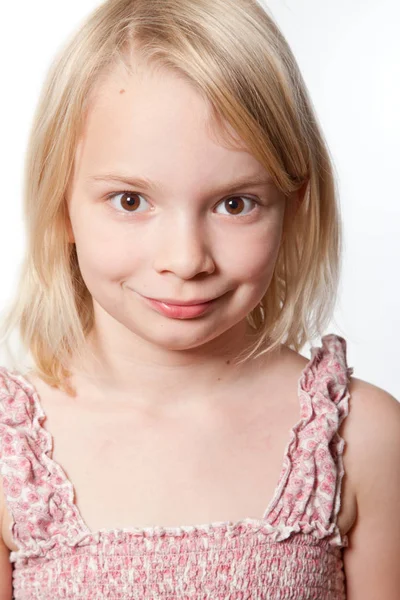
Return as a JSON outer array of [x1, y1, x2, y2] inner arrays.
[[0, 0, 399, 598]]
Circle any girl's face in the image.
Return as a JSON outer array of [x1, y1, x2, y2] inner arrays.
[[67, 58, 287, 355]]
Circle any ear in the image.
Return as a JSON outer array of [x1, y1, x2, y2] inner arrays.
[[281, 180, 309, 242], [65, 213, 75, 244], [63, 192, 75, 244], [295, 179, 308, 210]]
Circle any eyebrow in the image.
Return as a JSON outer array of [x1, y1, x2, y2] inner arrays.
[[88, 172, 274, 195]]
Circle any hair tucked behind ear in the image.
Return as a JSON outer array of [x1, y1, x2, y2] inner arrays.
[[0, 0, 341, 395]]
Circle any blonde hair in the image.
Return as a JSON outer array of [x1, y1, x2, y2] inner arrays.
[[0, 0, 341, 396]]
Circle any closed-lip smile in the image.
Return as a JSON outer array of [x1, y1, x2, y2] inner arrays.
[[144, 296, 218, 306], [136, 292, 224, 320]]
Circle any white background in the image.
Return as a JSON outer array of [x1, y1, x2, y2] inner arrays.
[[0, 1, 399, 397]]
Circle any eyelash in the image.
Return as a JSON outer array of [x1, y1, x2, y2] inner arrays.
[[105, 190, 261, 219]]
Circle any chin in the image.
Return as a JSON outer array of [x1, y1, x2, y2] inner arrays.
[[133, 322, 237, 351]]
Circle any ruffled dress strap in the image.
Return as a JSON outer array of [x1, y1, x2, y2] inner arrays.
[[0, 367, 88, 558], [264, 334, 354, 547]]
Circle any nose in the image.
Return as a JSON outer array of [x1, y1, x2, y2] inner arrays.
[[152, 213, 216, 279]]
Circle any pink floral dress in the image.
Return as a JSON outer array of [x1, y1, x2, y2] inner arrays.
[[0, 334, 353, 599]]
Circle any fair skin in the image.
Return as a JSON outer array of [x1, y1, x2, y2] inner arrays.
[[0, 57, 399, 599], [64, 57, 290, 408]]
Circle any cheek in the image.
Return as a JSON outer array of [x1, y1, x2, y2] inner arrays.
[[218, 221, 283, 284], [72, 212, 147, 281]]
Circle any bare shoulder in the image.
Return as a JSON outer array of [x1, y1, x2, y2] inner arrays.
[[340, 378, 400, 598], [348, 376, 399, 417], [344, 377, 400, 493]]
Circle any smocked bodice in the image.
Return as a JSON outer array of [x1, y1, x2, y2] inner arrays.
[[0, 334, 353, 599]]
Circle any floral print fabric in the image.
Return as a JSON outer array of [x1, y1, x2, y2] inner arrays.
[[0, 334, 353, 599]]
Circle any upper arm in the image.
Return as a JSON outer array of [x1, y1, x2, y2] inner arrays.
[[343, 378, 400, 600], [0, 475, 12, 599]]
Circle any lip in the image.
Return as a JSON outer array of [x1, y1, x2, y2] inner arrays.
[[139, 293, 222, 319], [144, 296, 219, 306]]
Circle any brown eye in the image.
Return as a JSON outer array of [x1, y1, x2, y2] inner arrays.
[[108, 191, 150, 214], [216, 196, 256, 216], [120, 192, 141, 211]]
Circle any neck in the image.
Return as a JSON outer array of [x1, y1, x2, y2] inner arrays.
[[66, 320, 281, 411]]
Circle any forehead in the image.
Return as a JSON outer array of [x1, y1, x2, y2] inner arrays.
[[74, 57, 266, 184]]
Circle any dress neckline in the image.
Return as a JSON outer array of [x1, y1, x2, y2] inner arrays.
[[4, 334, 346, 542]]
